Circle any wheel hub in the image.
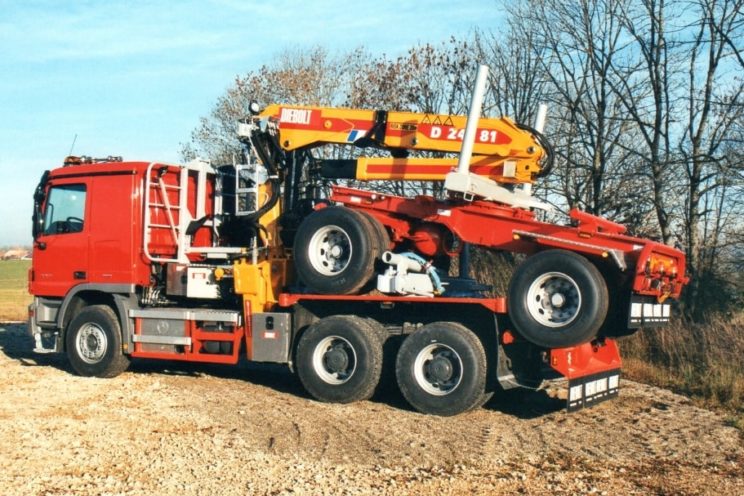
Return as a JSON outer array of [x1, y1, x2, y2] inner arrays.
[[526, 272, 582, 328], [324, 347, 349, 373], [76, 323, 107, 364], [307, 225, 353, 276], [426, 356, 454, 382], [413, 344, 463, 396], [312, 335, 357, 385], [550, 293, 566, 307], [86, 334, 100, 349]]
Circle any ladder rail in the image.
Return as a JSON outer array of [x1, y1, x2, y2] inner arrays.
[[143, 159, 240, 265]]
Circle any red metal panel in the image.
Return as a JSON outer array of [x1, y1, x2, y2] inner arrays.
[[30, 176, 91, 297], [330, 185, 687, 301], [549, 339, 622, 379], [88, 171, 147, 286]]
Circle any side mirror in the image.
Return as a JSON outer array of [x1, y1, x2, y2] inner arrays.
[[32, 170, 49, 239]]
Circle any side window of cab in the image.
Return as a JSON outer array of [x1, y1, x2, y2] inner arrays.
[[43, 184, 87, 235]]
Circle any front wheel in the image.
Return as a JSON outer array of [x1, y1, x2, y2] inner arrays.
[[395, 322, 487, 416], [507, 249, 609, 348], [296, 316, 383, 403], [65, 305, 130, 378]]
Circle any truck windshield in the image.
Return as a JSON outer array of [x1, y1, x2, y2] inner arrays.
[[43, 184, 87, 235]]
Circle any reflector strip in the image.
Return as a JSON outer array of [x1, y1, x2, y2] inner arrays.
[[567, 369, 620, 412]]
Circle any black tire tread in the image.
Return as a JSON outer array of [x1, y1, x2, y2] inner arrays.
[[65, 304, 130, 378], [296, 315, 384, 404], [395, 321, 487, 416], [357, 210, 391, 256]]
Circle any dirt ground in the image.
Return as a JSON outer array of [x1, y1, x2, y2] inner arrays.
[[0, 323, 741, 496]]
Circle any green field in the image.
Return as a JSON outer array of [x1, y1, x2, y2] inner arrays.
[[0, 260, 31, 321]]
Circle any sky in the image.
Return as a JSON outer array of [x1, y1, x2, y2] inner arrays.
[[0, 0, 503, 246]]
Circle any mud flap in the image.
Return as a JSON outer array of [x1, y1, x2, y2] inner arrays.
[[549, 338, 622, 412], [567, 369, 620, 412]]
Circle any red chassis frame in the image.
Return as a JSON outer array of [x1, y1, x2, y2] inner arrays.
[[329, 185, 687, 301]]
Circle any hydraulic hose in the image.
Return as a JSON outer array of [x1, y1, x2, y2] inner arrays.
[[517, 122, 555, 178]]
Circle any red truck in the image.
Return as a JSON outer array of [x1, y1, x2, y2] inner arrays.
[[27, 68, 687, 415]]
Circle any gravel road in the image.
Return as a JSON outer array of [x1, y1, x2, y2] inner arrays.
[[0, 323, 741, 495]]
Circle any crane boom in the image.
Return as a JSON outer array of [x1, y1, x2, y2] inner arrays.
[[252, 104, 552, 185]]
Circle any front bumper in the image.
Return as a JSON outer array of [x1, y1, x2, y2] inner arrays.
[[27, 300, 62, 353]]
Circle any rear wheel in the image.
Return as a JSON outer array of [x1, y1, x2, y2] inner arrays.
[[395, 322, 486, 416], [65, 305, 130, 378], [296, 316, 383, 403], [508, 249, 609, 348], [294, 206, 379, 294]]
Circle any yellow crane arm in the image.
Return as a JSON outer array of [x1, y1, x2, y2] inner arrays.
[[256, 104, 550, 185]]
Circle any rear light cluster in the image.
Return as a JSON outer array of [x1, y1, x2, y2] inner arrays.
[[645, 253, 678, 278], [642, 253, 685, 301]]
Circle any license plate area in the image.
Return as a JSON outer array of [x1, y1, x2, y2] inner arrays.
[[567, 369, 620, 412]]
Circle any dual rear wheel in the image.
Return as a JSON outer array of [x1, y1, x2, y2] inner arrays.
[[296, 316, 487, 416], [395, 322, 487, 416], [508, 249, 609, 348]]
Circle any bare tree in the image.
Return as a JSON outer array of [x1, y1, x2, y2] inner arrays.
[[678, 0, 744, 317], [504, 0, 647, 220], [182, 46, 357, 163], [474, 25, 550, 125], [605, 0, 684, 244]]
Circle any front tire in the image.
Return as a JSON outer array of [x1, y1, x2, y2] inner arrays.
[[507, 249, 609, 348], [395, 322, 487, 416], [296, 316, 383, 403], [65, 305, 130, 378]]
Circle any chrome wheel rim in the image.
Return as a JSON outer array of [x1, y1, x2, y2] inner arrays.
[[526, 272, 582, 327], [76, 323, 107, 364], [413, 343, 463, 396], [307, 224, 352, 276], [312, 335, 357, 385]]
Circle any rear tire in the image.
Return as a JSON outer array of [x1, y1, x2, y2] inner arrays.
[[507, 249, 609, 348], [396, 322, 486, 416], [66, 305, 130, 378], [358, 211, 391, 256], [296, 316, 383, 403], [294, 206, 379, 294]]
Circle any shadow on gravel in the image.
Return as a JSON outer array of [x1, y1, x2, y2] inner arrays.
[[0, 323, 72, 372], [1, 323, 564, 417], [486, 389, 566, 419]]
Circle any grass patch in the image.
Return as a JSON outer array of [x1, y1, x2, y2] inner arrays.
[[0, 260, 31, 321], [620, 314, 744, 429]]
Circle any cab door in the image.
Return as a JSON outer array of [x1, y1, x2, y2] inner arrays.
[[30, 179, 90, 297]]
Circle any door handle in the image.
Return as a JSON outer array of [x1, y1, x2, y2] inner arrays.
[[36, 241, 46, 250]]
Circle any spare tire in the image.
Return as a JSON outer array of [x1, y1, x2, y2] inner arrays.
[[294, 206, 378, 294], [507, 249, 608, 348]]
